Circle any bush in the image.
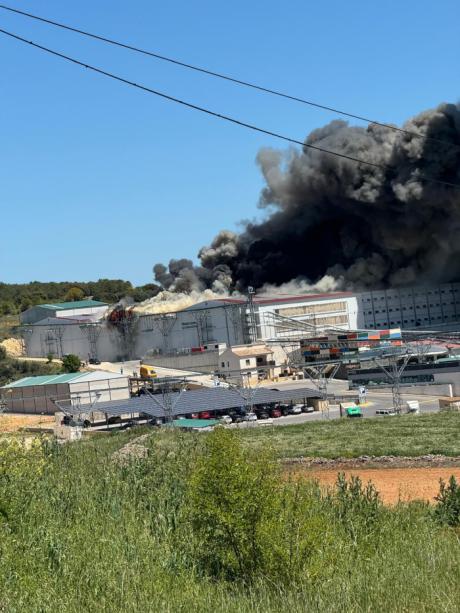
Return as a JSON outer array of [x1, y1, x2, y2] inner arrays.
[[61, 354, 81, 373], [434, 475, 460, 527], [188, 428, 278, 580]]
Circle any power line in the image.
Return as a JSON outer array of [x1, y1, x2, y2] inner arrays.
[[1, 27, 460, 191], [1, 3, 459, 151]]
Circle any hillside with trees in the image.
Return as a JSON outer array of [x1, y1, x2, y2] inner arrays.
[[0, 280, 161, 315]]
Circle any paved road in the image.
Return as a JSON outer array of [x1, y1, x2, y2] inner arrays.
[[234, 379, 441, 428]]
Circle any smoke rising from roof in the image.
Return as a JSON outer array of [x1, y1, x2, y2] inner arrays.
[[154, 102, 460, 295]]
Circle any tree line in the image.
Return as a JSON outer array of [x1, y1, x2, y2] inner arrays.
[[0, 279, 161, 315]]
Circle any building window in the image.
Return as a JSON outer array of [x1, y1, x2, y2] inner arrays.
[[245, 359, 250, 366], [221, 362, 225, 368]]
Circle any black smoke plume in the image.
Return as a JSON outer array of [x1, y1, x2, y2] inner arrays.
[[154, 102, 460, 293]]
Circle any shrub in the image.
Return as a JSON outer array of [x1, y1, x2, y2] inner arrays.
[[332, 472, 381, 543], [61, 354, 81, 373], [188, 428, 278, 580], [434, 475, 460, 527]]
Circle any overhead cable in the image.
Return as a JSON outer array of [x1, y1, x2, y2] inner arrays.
[[1, 27, 460, 190], [1, 3, 459, 150]]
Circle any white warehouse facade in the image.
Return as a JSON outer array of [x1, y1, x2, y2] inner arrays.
[[20, 292, 358, 362], [18, 283, 460, 362]]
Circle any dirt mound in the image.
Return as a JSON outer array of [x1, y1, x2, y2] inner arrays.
[[1, 337, 23, 357]]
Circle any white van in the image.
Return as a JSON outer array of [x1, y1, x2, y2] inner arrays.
[[406, 400, 420, 414], [375, 407, 397, 416]]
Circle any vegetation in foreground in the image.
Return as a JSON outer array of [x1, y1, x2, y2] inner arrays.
[[239, 411, 460, 458], [0, 428, 459, 612]]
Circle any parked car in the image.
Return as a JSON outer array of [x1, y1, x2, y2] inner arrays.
[[107, 415, 122, 425], [88, 358, 101, 365], [243, 413, 258, 422], [220, 415, 233, 425], [62, 415, 91, 428], [228, 408, 246, 423], [288, 404, 303, 415], [279, 404, 291, 416], [270, 407, 282, 418], [148, 417, 164, 426], [346, 406, 363, 418], [254, 407, 269, 420], [199, 411, 212, 419], [301, 405, 315, 413], [375, 408, 397, 416]]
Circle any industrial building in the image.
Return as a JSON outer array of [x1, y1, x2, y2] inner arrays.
[[357, 283, 460, 329], [19, 291, 359, 362], [21, 299, 108, 325], [17, 283, 460, 364], [1, 371, 130, 414]]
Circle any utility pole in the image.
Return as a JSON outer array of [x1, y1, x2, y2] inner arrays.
[[246, 286, 257, 343], [301, 361, 341, 419], [372, 352, 412, 414]]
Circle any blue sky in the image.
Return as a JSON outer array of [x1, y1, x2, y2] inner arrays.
[[1, 0, 458, 286]]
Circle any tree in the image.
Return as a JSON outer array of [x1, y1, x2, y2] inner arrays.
[[64, 287, 85, 302], [62, 354, 81, 373], [0, 301, 15, 315]]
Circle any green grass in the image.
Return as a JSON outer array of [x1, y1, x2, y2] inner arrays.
[[0, 424, 459, 611], [239, 412, 460, 458]]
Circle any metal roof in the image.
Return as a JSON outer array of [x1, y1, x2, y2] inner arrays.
[[4, 373, 87, 388], [2, 370, 128, 389], [167, 418, 221, 429], [39, 300, 107, 310], [227, 345, 273, 357], [183, 292, 354, 311], [70, 386, 319, 417]]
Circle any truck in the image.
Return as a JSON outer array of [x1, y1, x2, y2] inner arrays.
[[139, 364, 158, 379]]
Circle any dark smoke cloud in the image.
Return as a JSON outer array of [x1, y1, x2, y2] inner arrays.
[[154, 102, 460, 293]]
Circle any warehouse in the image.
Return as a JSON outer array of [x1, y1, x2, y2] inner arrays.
[[21, 299, 108, 325], [20, 291, 359, 361], [18, 283, 460, 363], [1, 371, 130, 414], [357, 283, 460, 329]]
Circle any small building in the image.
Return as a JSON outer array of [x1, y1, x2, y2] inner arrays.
[[21, 300, 108, 325], [218, 344, 280, 384], [1, 370, 130, 414]]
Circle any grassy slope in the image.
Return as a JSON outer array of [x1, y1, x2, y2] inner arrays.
[[1, 428, 459, 612], [239, 412, 460, 458]]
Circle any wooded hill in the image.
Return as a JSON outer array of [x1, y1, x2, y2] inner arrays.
[[0, 280, 161, 315]]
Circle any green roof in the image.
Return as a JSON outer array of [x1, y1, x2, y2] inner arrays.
[[3, 373, 87, 388], [166, 418, 221, 429], [39, 300, 107, 310]]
